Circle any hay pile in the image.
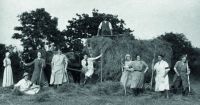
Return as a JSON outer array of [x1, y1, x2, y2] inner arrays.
[[87, 36, 173, 81]]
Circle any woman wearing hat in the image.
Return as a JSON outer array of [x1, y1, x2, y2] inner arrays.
[[2, 52, 14, 87], [14, 72, 40, 95], [120, 54, 136, 95]]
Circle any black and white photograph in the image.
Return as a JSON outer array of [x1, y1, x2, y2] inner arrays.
[[0, 0, 200, 105]]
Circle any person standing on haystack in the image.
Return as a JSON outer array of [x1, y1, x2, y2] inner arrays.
[[172, 55, 190, 96], [50, 48, 69, 88], [2, 52, 14, 87], [97, 16, 113, 36], [153, 54, 170, 98], [120, 54, 134, 95], [131, 55, 149, 96], [81, 53, 102, 85], [23, 51, 48, 87]]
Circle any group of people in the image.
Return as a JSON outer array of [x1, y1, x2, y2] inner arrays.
[[120, 54, 148, 96], [1, 16, 192, 98], [1, 48, 69, 95], [120, 54, 191, 98], [1, 48, 191, 97]]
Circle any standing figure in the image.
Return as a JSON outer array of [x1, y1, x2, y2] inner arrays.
[[50, 48, 68, 87], [82, 54, 102, 85], [2, 52, 14, 87], [97, 17, 113, 36], [23, 52, 47, 87], [173, 55, 190, 96], [153, 55, 170, 98], [131, 55, 149, 96], [120, 54, 134, 95]]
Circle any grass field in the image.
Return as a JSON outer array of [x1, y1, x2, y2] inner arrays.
[[0, 79, 200, 105]]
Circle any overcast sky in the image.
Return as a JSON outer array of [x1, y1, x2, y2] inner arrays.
[[0, 0, 200, 49]]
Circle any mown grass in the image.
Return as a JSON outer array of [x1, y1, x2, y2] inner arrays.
[[0, 80, 200, 105]]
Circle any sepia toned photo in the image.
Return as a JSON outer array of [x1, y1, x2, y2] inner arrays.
[[0, 0, 200, 105]]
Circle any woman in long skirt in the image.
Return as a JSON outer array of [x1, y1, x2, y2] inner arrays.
[[50, 48, 68, 87], [131, 55, 148, 96], [153, 54, 170, 98], [23, 52, 47, 87], [120, 54, 135, 95], [2, 52, 14, 87]]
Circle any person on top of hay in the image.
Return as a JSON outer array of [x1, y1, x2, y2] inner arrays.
[[120, 54, 135, 94], [50, 47, 69, 88], [131, 55, 149, 96], [82, 53, 102, 85], [153, 54, 170, 98], [23, 51, 48, 87], [172, 55, 191, 96], [97, 16, 113, 36], [2, 52, 14, 87], [14, 72, 40, 95]]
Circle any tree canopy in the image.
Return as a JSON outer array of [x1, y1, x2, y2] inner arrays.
[[62, 9, 134, 52], [13, 8, 65, 51], [158, 32, 193, 64], [13, 8, 134, 53]]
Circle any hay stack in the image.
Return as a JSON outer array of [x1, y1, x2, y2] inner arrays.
[[87, 35, 173, 81]]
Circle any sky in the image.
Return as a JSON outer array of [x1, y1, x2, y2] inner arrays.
[[0, 0, 200, 50]]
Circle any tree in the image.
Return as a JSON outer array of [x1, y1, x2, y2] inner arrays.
[[158, 32, 193, 64], [62, 9, 134, 52], [0, 44, 6, 78], [13, 8, 65, 51]]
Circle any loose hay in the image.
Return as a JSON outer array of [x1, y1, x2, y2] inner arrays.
[[87, 36, 173, 81], [91, 81, 124, 96], [12, 88, 24, 96]]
